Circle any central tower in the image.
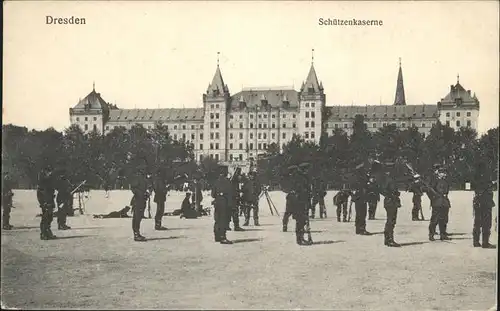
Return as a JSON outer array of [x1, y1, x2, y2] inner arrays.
[[202, 52, 231, 162]]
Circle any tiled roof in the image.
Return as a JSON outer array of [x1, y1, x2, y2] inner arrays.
[[300, 64, 323, 93], [229, 89, 300, 109], [207, 66, 229, 94], [73, 90, 109, 111], [108, 108, 204, 122], [440, 82, 476, 103], [326, 104, 438, 120]]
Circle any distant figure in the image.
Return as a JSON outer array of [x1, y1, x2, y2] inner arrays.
[[94, 206, 131, 219], [55, 172, 73, 230], [37, 165, 57, 240], [333, 187, 352, 222], [180, 193, 198, 219], [2, 172, 15, 230]]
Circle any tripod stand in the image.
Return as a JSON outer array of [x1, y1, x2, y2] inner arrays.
[[259, 187, 280, 216]]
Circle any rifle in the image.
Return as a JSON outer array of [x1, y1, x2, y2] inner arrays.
[[348, 199, 353, 222], [147, 196, 152, 219], [58, 180, 87, 209]]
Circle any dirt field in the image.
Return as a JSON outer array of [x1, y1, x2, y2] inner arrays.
[[1, 190, 497, 310]]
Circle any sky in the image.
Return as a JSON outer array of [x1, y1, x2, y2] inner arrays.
[[3, 1, 499, 134]]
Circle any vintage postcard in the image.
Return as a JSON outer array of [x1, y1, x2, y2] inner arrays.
[[2, 1, 498, 310]]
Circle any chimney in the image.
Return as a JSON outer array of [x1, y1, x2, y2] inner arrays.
[[450, 85, 454, 92], [467, 90, 471, 96]]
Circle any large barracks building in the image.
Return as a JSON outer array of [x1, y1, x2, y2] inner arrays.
[[69, 55, 480, 165]]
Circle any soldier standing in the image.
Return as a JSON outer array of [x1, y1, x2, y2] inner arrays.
[[130, 166, 150, 241], [192, 177, 204, 215], [2, 172, 15, 230], [37, 165, 57, 240], [426, 165, 451, 241], [408, 175, 424, 221], [282, 189, 297, 232], [333, 187, 351, 222], [242, 171, 262, 226], [311, 178, 327, 219], [351, 172, 372, 235], [228, 168, 244, 231], [55, 171, 73, 230], [292, 164, 314, 245], [366, 179, 380, 220], [153, 168, 169, 231], [472, 163, 496, 248], [379, 170, 402, 247], [211, 165, 233, 244]]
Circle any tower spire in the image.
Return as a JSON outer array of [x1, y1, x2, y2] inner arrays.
[[93, 81, 95, 92], [311, 48, 314, 64], [457, 73, 460, 84], [393, 57, 406, 106], [217, 52, 220, 67]]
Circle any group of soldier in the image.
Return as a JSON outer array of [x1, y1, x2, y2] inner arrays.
[[0, 156, 496, 249], [326, 160, 497, 248]]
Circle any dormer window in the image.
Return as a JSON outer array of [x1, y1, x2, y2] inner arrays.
[[308, 87, 314, 94], [455, 98, 463, 106]]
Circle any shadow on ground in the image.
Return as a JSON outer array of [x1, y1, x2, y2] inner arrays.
[[232, 238, 263, 244], [147, 236, 186, 241], [399, 241, 429, 247], [312, 240, 346, 245], [56, 235, 94, 240]]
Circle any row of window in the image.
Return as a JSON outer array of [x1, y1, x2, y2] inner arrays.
[[332, 112, 432, 118], [76, 117, 97, 122], [228, 132, 291, 140], [327, 122, 435, 129], [304, 111, 316, 118], [445, 111, 472, 117], [83, 124, 98, 131], [229, 113, 298, 119], [446, 120, 472, 127]]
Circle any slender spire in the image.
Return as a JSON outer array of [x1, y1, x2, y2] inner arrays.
[[457, 73, 460, 84], [311, 48, 314, 64], [217, 51, 220, 67], [93, 81, 95, 92], [393, 57, 406, 105]]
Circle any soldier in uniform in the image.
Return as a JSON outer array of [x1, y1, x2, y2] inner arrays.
[[292, 163, 314, 245], [366, 179, 380, 220], [282, 189, 297, 232], [408, 175, 424, 221], [55, 171, 73, 230], [37, 165, 57, 240], [211, 165, 233, 244], [333, 186, 352, 222], [379, 169, 403, 247], [153, 167, 169, 230], [130, 166, 150, 241], [472, 162, 496, 248], [351, 171, 372, 235], [228, 168, 244, 231], [311, 178, 328, 219], [426, 165, 451, 241], [242, 171, 262, 226], [2, 172, 15, 230]]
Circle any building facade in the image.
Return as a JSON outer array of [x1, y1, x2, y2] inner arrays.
[[69, 58, 480, 164]]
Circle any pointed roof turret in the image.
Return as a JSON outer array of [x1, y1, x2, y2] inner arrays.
[[206, 52, 229, 95], [393, 57, 406, 106], [302, 63, 321, 93]]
